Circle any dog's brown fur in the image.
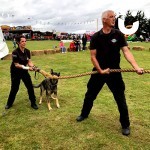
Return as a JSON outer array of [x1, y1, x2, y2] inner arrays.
[[33, 69, 60, 110]]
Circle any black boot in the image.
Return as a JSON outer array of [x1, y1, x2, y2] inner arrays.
[[31, 103, 38, 109]]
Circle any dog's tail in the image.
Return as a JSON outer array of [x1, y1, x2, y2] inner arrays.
[[32, 83, 41, 88]]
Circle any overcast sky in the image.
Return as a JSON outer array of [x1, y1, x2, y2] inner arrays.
[[0, 0, 149, 33]]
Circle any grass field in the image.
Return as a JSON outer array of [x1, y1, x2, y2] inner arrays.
[[0, 41, 150, 150], [6, 40, 70, 52]]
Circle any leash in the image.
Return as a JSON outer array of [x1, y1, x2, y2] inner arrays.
[[34, 71, 39, 80], [33, 67, 150, 79], [33, 66, 46, 79]]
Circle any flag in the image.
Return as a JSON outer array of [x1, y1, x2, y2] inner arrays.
[[0, 27, 9, 59]]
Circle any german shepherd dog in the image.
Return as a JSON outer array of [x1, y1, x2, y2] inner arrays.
[[33, 69, 60, 110]]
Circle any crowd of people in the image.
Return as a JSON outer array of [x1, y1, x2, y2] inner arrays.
[[58, 33, 88, 53], [69, 33, 88, 52]]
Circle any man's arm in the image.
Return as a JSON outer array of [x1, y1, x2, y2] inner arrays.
[[121, 46, 144, 74], [90, 50, 110, 74]]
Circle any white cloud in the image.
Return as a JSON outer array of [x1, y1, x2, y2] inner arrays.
[[0, 0, 149, 33]]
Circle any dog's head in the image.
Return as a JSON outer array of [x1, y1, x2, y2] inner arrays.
[[50, 69, 60, 85]]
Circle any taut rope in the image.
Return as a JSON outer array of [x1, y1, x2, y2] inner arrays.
[[35, 69, 150, 79]]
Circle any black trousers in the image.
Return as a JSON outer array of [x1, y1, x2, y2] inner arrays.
[[7, 71, 36, 106], [80, 72, 130, 128], [82, 43, 86, 50]]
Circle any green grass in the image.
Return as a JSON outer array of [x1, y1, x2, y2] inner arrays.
[[0, 41, 150, 150], [6, 40, 70, 52]]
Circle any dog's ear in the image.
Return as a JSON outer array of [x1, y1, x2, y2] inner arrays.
[[50, 69, 53, 74], [58, 72, 60, 76]]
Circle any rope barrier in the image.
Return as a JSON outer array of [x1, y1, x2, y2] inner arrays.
[[35, 69, 150, 79]]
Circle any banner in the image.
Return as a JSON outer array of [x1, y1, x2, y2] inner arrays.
[[0, 27, 9, 59]]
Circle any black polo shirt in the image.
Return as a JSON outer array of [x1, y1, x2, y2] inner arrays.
[[90, 29, 127, 69], [10, 47, 31, 74]]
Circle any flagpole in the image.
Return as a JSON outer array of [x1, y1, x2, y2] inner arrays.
[[96, 18, 98, 31]]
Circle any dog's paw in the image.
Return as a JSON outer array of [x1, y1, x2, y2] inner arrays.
[[56, 105, 60, 108], [48, 107, 52, 111]]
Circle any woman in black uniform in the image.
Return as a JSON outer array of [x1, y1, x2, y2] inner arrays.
[[5, 35, 38, 110]]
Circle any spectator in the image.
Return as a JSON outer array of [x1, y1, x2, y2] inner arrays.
[[82, 33, 87, 50], [12, 37, 17, 48], [74, 38, 81, 52], [69, 40, 76, 52], [59, 41, 66, 53]]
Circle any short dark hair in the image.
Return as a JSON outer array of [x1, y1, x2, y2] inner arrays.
[[16, 35, 26, 44]]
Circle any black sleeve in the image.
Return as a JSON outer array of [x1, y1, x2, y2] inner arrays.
[[12, 50, 19, 63], [119, 31, 128, 48], [89, 34, 97, 50]]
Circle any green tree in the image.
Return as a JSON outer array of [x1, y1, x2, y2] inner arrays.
[[115, 10, 150, 40]]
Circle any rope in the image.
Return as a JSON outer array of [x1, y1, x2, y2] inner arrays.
[[35, 69, 150, 79]]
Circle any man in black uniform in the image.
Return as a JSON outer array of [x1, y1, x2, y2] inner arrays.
[[76, 10, 144, 136], [5, 35, 38, 110]]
